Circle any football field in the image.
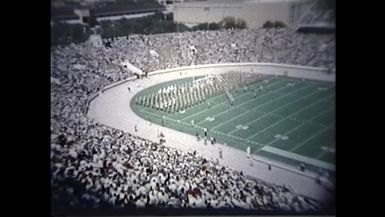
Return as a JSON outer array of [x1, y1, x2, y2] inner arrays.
[[131, 75, 335, 174]]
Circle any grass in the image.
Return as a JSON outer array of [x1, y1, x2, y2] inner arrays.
[[131, 75, 335, 174]]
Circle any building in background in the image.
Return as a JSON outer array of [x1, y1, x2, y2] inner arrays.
[[52, 0, 165, 24], [173, 0, 314, 29], [51, 0, 334, 31]]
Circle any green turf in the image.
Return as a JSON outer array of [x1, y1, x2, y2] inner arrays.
[[131, 75, 335, 174]]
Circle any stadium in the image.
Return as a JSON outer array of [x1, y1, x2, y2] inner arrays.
[[88, 61, 335, 208], [51, 1, 335, 213]]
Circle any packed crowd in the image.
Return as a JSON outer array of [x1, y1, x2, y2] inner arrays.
[[51, 28, 335, 212], [101, 28, 335, 72], [51, 125, 321, 211]]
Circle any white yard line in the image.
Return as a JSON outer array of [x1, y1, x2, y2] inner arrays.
[[210, 129, 264, 146], [261, 146, 335, 171], [315, 150, 327, 160], [179, 94, 226, 121], [139, 108, 163, 119], [207, 80, 294, 129], [179, 77, 283, 121], [290, 127, 329, 152], [142, 104, 266, 148], [88, 68, 334, 203], [140, 108, 194, 128], [141, 107, 173, 118], [263, 106, 334, 148], [246, 92, 335, 140], [304, 121, 334, 129], [259, 112, 333, 129], [227, 83, 312, 135]]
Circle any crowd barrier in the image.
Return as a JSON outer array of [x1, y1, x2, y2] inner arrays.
[[85, 62, 336, 188], [148, 62, 335, 82], [86, 62, 335, 114]]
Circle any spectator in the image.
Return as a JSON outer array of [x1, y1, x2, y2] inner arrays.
[[51, 28, 333, 211]]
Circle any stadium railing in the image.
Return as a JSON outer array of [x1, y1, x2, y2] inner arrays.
[[148, 62, 335, 82], [86, 62, 335, 116]]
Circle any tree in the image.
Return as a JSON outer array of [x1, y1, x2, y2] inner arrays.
[[221, 17, 237, 29], [88, 13, 99, 27], [262, 20, 286, 29], [71, 24, 87, 43], [220, 17, 247, 29], [51, 22, 91, 46], [165, 13, 173, 21], [235, 18, 247, 29], [176, 23, 189, 32], [262, 20, 274, 28], [154, 11, 164, 20], [208, 22, 220, 30], [274, 21, 287, 28], [197, 23, 209, 30]]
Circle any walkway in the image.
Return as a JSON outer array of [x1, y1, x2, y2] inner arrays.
[[87, 69, 334, 203]]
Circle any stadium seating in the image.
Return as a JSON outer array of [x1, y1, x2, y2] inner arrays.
[[51, 28, 334, 211]]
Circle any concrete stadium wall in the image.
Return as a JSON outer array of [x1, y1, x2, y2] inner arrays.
[[85, 77, 137, 114], [59, 19, 82, 24], [96, 12, 155, 22], [102, 76, 137, 93], [148, 62, 335, 82], [85, 62, 334, 114]]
